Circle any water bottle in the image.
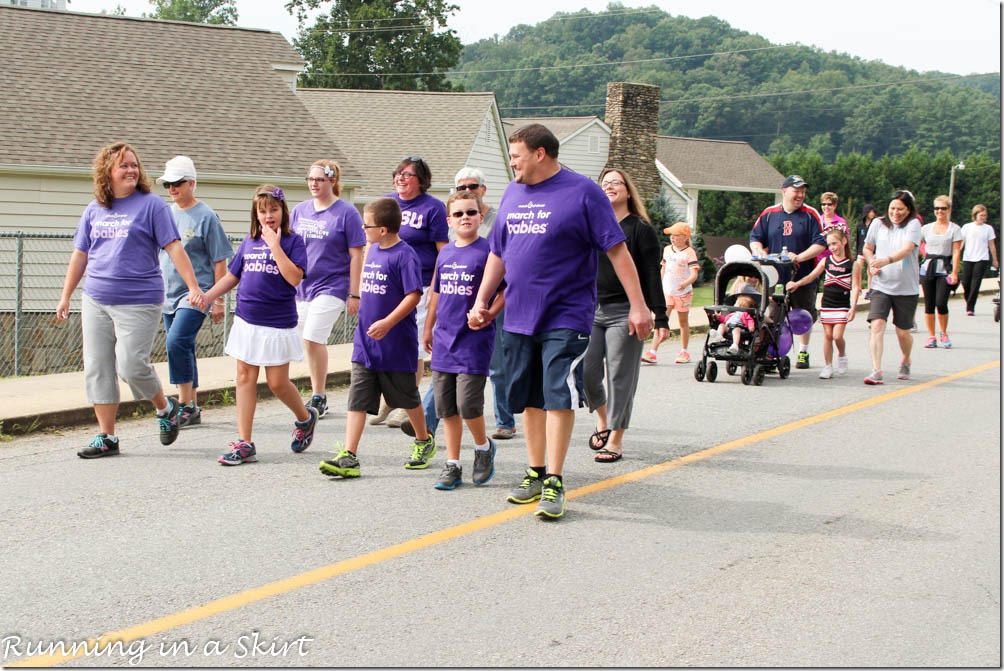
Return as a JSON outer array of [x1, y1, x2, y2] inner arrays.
[[781, 246, 788, 259]]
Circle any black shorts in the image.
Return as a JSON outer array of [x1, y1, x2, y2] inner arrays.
[[347, 363, 421, 414], [432, 371, 487, 420]]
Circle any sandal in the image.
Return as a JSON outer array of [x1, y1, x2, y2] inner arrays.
[[594, 448, 623, 463], [589, 428, 611, 451]]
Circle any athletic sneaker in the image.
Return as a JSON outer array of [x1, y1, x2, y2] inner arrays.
[[966, 310, 975, 316], [897, 362, 911, 380], [218, 440, 257, 466], [77, 433, 120, 459], [940, 332, 953, 349], [864, 370, 884, 385], [707, 331, 726, 345], [796, 351, 810, 369], [368, 402, 392, 425], [640, 349, 658, 364], [290, 406, 319, 453], [492, 427, 516, 440], [924, 336, 937, 348], [534, 476, 566, 519], [507, 467, 544, 504], [818, 365, 833, 379], [319, 448, 360, 478], [179, 403, 201, 427], [674, 350, 691, 364], [727, 344, 739, 354], [434, 462, 463, 490], [400, 417, 416, 437], [158, 397, 181, 446], [404, 436, 437, 469], [307, 394, 328, 418], [472, 439, 497, 485], [835, 356, 848, 376], [386, 408, 409, 428]]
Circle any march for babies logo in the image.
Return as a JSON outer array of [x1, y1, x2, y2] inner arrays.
[[91, 213, 131, 240], [296, 219, 331, 241], [242, 243, 279, 276], [438, 260, 477, 297], [361, 260, 388, 295], [506, 201, 550, 235]]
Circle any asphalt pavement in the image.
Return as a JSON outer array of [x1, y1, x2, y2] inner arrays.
[[0, 292, 999, 667]]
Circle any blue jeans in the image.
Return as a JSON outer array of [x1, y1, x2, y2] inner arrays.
[[420, 383, 439, 435], [489, 308, 514, 429], [164, 308, 208, 388]]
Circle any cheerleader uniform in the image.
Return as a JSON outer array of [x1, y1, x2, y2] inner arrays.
[[819, 256, 854, 324]]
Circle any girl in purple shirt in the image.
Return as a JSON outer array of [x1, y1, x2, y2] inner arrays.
[[198, 185, 318, 465]]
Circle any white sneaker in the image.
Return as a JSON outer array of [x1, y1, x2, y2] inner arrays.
[[727, 343, 739, 354], [708, 331, 725, 345], [835, 356, 848, 376], [818, 365, 834, 379]]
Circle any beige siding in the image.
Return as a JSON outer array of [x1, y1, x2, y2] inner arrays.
[[463, 110, 513, 208]]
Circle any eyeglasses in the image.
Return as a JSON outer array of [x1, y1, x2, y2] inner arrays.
[[394, 172, 417, 180], [601, 180, 625, 188], [933, 206, 949, 211], [821, 202, 834, 207], [450, 209, 480, 218], [163, 179, 188, 189], [455, 183, 481, 191], [306, 177, 330, 184], [362, 224, 384, 229]]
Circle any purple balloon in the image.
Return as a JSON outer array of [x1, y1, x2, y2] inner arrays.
[[769, 324, 793, 357], [788, 308, 813, 336]]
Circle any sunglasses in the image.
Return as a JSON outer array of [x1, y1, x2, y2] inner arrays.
[[450, 209, 480, 218], [402, 155, 423, 163], [933, 206, 949, 211], [455, 183, 481, 191], [821, 202, 834, 207], [163, 179, 188, 189], [362, 224, 384, 229]]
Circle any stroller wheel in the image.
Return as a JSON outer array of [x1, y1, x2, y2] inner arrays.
[[706, 361, 718, 383], [753, 365, 766, 386], [726, 361, 738, 376], [741, 364, 754, 385], [694, 358, 706, 382], [778, 356, 791, 379]]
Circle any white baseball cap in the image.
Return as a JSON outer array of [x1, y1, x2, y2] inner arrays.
[[156, 155, 197, 183]]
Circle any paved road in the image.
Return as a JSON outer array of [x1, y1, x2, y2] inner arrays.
[[1, 306, 999, 667]]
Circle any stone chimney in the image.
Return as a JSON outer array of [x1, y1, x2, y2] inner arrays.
[[604, 82, 661, 201]]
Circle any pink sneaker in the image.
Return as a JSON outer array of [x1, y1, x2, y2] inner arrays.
[[641, 349, 658, 364], [924, 336, 937, 348], [940, 332, 952, 348], [674, 350, 691, 364]]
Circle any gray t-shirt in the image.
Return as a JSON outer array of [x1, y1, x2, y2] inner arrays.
[[920, 222, 962, 276], [865, 218, 922, 296], [160, 200, 233, 313]]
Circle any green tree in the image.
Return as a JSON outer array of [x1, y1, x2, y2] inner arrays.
[[288, 0, 462, 91], [144, 0, 237, 24]]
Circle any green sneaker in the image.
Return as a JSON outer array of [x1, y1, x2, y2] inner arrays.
[[404, 436, 437, 469], [534, 476, 565, 519], [506, 467, 544, 504], [319, 448, 360, 478]]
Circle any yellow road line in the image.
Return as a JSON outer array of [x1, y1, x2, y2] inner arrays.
[[9, 360, 999, 667]]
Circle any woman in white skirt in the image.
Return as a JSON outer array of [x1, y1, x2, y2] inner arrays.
[[196, 185, 318, 465]]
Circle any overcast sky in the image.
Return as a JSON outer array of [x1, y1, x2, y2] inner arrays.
[[67, 0, 1001, 75]]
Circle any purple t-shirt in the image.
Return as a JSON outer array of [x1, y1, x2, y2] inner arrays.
[[431, 238, 497, 376], [73, 190, 180, 305], [228, 232, 308, 328], [388, 192, 448, 286], [291, 198, 366, 302], [353, 240, 424, 373], [491, 168, 625, 335]]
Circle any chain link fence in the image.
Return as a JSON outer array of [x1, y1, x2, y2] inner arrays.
[[0, 232, 358, 378]]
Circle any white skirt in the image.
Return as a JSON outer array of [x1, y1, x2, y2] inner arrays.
[[225, 315, 304, 366]]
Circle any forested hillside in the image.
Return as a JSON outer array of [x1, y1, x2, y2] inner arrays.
[[452, 4, 1000, 161]]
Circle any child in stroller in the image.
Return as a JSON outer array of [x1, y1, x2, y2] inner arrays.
[[708, 295, 757, 354], [695, 257, 794, 385]]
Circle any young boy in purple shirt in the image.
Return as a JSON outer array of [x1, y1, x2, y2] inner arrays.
[[424, 191, 505, 490], [319, 198, 437, 478]]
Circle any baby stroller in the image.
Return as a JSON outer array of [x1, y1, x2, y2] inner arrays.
[[694, 255, 795, 386]]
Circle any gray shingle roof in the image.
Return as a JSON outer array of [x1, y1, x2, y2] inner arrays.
[[296, 88, 500, 195], [657, 136, 783, 192], [0, 6, 359, 181], [501, 116, 604, 141]]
